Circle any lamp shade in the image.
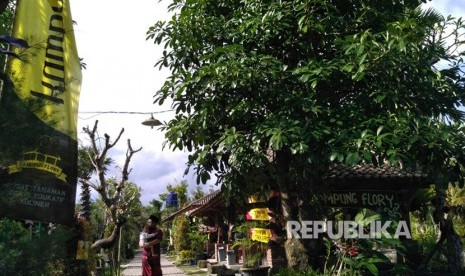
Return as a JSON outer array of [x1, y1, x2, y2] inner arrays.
[[141, 114, 162, 128]]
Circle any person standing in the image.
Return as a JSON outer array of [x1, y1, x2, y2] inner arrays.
[[140, 215, 163, 276]]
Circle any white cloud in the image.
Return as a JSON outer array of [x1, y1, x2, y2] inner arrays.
[[423, 0, 465, 18], [72, 0, 212, 205]]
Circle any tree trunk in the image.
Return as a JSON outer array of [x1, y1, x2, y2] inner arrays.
[[91, 222, 123, 251], [299, 180, 326, 269], [276, 149, 311, 270], [435, 186, 463, 273], [419, 184, 464, 273]]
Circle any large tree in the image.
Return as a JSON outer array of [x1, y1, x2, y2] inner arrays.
[[149, 0, 465, 271]]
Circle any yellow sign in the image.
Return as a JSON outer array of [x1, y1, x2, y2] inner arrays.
[[246, 208, 271, 221], [247, 191, 279, 203], [7, 0, 82, 139], [76, 240, 90, 260], [251, 228, 272, 243]]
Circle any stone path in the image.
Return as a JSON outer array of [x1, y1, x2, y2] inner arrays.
[[122, 250, 186, 276]]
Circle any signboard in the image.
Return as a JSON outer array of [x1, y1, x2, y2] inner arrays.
[[248, 190, 279, 203], [245, 191, 279, 243], [76, 240, 90, 260], [250, 228, 273, 243], [246, 208, 271, 221], [311, 191, 402, 218], [0, 0, 81, 225]]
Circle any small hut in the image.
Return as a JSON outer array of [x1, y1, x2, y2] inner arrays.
[[162, 190, 229, 259]]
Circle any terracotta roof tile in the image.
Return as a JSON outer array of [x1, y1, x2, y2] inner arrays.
[[325, 163, 427, 180], [162, 190, 222, 222]]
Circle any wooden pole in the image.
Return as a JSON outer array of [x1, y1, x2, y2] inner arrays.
[[117, 226, 123, 276]]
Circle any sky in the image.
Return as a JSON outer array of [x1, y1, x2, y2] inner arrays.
[[69, 0, 464, 206], [70, 0, 208, 205]]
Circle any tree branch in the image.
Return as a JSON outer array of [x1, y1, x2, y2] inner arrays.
[[79, 178, 100, 192], [81, 120, 141, 252], [118, 139, 142, 191]]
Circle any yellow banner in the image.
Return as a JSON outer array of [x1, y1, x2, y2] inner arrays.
[[246, 208, 271, 221], [7, 0, 81, 139], [0, 0, 80, 225], [251, 228, 272, 243]]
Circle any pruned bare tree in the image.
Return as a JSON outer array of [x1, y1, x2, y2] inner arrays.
[[79, 120, 142, 251]]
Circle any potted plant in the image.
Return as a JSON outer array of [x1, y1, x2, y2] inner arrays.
[[187, 229, 208, 263], [232, 222, 269, 276], [178, 249, 194, 265]]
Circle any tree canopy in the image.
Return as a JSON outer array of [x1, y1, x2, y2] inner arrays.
[[149, 0, 465, 196]]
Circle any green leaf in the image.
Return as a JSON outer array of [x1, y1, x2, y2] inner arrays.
[[330, 153, 338, 161], [363, 262, 379, 275], [375, 94, 386, 103], [311, 80, 318, 89], [397, 39, 406, 52], [356, 139, 363, 149], [342, 257, 358, 268], [357, 45, 365, 56], [346, 152, 360, 165], [359, 53, 367, 65], [362, 150, 371, 161], [342, 63, 354, 72], [361, 130, 368, 138], [337, 153, 344, 163], [300, 74, 310, 82]]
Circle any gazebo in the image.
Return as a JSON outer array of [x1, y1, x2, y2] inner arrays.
[[162, 189, 229, 259]]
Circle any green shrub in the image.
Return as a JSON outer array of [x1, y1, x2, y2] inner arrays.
[[187, 227, 207, 254], [275, 268, 323, 276], [411, 211, 449, 271], [172, 215, 190, 252], [0, 218, 81, 275], [275, 267, 360, 276], [231, 221, 265, 268], [180, 250, 193, 260]]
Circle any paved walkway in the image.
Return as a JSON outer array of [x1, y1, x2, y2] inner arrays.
[[122, 250, 186, 276]]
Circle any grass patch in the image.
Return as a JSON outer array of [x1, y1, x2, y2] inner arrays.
[[165, 255, 207, 276], [176, 263, 208, 275]]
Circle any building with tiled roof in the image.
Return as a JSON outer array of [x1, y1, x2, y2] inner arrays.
[[162, 189, 224, 222]]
